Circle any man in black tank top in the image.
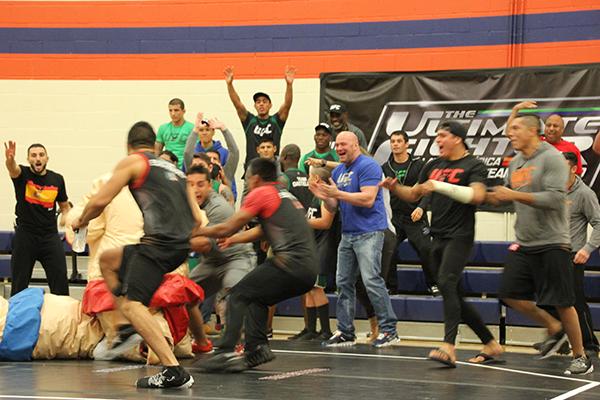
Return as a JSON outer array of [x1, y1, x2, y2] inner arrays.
[[194, 158, 317, 373], [73, 122, 201, 390]]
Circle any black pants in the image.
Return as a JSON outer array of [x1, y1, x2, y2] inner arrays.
[[357, 228, 396, 318], [220, 258, 315, 352], [432, 237, 493, 345], [387, 218, 437, 289], [543, 261, 599, 352], [10, 228, 69, 296]]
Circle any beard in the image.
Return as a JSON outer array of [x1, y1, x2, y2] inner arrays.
[[30, 162, 47, 175]]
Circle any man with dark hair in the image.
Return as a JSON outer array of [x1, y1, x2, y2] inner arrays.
[[562, 151, 600, 358], [155, 98, 194, 169], [72, 121, 200, 389], [224, 66, 295, 172], [382, 130, 437, 295], [279, 144, 312, 210], [328, 104, 368, 148], [491, 114, 591, 375], [183, 116, 239, 199], [195, 158, 317, 372], [382, 121, 502, 367], [4, 141, 71, 296], [159, 150, 178, 166], [186, 165, 256, 352], [191, 153, 234, 205], [299, 123, 339, 174]]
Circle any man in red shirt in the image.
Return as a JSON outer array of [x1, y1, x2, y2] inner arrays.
[[508, 101, 583, 175]]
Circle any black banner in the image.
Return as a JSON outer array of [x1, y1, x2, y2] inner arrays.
[[320, 64, 600, 208]]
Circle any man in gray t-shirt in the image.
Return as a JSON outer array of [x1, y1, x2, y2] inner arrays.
[[187, 165, 256, 349], [491, 114, 592, 376], [564, 152, 600, 356]]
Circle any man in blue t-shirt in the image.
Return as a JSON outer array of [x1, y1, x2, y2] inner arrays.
[[310, 131, 398, 348]]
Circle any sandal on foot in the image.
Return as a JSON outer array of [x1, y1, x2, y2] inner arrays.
[[428, 348, 457, 368]]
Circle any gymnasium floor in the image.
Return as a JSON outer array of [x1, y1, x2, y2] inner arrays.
[[1, 340, 599, 400]]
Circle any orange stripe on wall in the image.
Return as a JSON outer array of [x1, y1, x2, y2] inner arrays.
[[1, 0, 599, 28], [1, 41, 600, 80]]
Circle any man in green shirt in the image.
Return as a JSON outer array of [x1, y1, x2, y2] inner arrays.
[[299, 123, 339, 174], [155, 98, 194, 169]]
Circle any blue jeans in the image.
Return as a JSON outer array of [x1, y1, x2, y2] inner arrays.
[[336, 230, 398, 336]]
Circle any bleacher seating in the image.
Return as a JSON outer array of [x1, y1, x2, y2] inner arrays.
[[1, 229, 599, 337]]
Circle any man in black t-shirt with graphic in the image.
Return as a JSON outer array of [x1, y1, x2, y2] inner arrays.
[[381, 121, 502, 368], [5, 141, 71, 296], [224, 65, 295, 173], [382, 130, 437, 294]]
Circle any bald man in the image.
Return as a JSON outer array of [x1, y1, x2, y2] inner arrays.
[[508, 102, 583, 175], [310, 131, 398, 348]]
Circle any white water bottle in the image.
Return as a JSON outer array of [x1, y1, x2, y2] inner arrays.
[[72, 227, 88, 253]]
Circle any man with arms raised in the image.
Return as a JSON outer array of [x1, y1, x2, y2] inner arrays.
[[72, 122, 200, 389], [224, 65, 295, 172]]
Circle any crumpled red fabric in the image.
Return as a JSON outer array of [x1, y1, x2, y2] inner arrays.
[[82, 275, 204, 344]]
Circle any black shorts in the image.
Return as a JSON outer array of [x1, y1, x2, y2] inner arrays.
[[499, 246, 575, 307], [117, 243, 189, 306]]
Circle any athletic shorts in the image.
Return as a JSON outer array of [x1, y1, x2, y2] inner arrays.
[[499, 246, 575, 307], [117, 243, 189, 306]]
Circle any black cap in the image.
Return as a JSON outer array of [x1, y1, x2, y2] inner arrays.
[[329, 104, 346, 114], [441, 121, 468, 145], [253, 92, 271, 102], [315, 122, 333, 135]]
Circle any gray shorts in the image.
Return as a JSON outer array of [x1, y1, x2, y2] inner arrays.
[[189, 254, 256, 299]]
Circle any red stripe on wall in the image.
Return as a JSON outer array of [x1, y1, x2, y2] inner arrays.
[[1, 41, 600, 80], [1, 0, 599, 28]]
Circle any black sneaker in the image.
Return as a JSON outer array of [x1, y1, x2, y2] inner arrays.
[[266, 329, 273, 339], [288, 328, 308, 340], [317, 331, 333, 341], [322, 331, 356, 347], [428, 285, 440, 296], [539, 330, 568, 359], [297, 331, 319, 341], [564, 355, 594, 375], [244, 345, 276, 368], [94, 325, 143, 361], [136, 366, 194, 389], [195, 351, 247, 373]]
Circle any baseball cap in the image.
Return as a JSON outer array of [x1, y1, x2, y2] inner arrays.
[[253, 92, 271, 102], [329, 104, 346, 114], [440, 121, 468, 147], [315, 122, 333, 135]]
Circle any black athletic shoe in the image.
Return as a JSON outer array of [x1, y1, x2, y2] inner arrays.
[[136, 366, 194, 389], [317, 331, 333, 341], [266, 329, 274, 339], [245, 345, 276, 369], [297, 331, 319, 341], [539, 330, 568, 359], [196, 351, 247, 373], [428, 285, 440, 297], [288, 328, 308, 340]]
